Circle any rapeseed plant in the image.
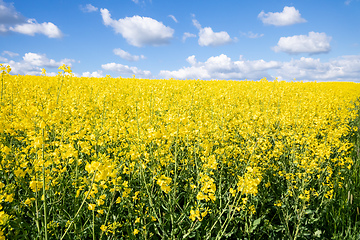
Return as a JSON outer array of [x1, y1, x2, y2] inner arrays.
[[0, 64, 359, 239]]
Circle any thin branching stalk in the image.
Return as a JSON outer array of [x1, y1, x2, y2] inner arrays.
[[34, 171, 41, 236], [92, 208, 95, 240], [42, 129, 48, 240], [60, 170, 98, 240], [135, 101, 167, 238], [99, 184, 117, 240]]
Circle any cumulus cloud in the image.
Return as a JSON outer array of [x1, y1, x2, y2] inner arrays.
[[100, 8, 174, 47], [159, 54, 360, 81], [186, 55, 197, 65], [0, 0, 63, 38], [102, 62, 152, 78], [192, 18, 235, 46], [113, 48, 145, 61], [182, 32, 196, 42], [80, 4, 98, 13], [273, 32, 332, 54], [160, 54, 280, 80], [278, 55, 360, 81], [22, 52, 67, 67], [168, 15, 178, 23], [3, 52, 75, 75], [9, 19, 63, 38], [258, 6, 307, 26], [82, 70, 104, 78], [198, 27, 234, 46]]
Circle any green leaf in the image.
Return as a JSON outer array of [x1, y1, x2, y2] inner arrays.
[[314, 229, 322, 237], [249, 217, 262, 233], [304, 209, 313, 215], [253, 217, 262, 226]]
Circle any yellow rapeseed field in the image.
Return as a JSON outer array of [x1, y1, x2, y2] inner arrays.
[[0, 64, 360, 239]]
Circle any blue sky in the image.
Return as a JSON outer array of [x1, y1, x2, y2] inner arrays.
[[1, 0, 360, 81]]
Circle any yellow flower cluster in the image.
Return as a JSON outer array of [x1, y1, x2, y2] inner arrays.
[[156, 175, 172, 194], [0, 64, 11, 75], [196, 173, 216, 202], [236, 167, 262, 196], [189, 205, 209, 222], [0, 65, 359, 238]]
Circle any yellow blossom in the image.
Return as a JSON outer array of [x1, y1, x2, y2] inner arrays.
[[156, 175, 172, 194], [229, 188, 236, 197], [88, 203, 96, 211]]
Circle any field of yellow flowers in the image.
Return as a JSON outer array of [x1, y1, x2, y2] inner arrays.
[[1, 64, 360, 239]]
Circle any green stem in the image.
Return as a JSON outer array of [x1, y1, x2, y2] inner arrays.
[[92, 209, 95, 240], [34, 171, 41, 236], [170, 110, 180, 239], [42, 129, 48, 240], [99, 185, 117, 240], [134, 102, 167, 238], [60, 170, 98, 240]]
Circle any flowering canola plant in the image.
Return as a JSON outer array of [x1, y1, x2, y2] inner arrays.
[[0, 64, 360, 239]]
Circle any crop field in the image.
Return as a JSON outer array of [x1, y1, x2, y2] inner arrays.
[[1, 64, 360, 239]]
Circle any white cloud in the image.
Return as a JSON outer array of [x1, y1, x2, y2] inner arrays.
[[4, 51, 360, 81], [168, 15, 178, 23], [0, 1, 62, 38], [3, 52, 75, 75], [2, 50, 19, 58], [198, 27, 234, 46], [131, 0, 152, 6], [241, 31, 264, 39], [192, 18, 235, 46], [100, 8, 174, 47], [9, 19, 63, 38], [82, 70, 104, 78], [160, 54, 280, 80], [258, 6, 307, 26], [23, 52, 59, 66], [160, 54, 360, 81], [273, 32, 332, 54], [182, 32, 196, 42], [113, 48, 145, 61], [0, 0, 25, 25], [192, 19, 201, 29], [160, 66, 211, 80], [102, 62, 152, 78], [186, 55, 197, 65], [80, 4, 98, 13], [0, 24, 7, 32], [0, 56, 8, 62], [278, 55, 360, 81]]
